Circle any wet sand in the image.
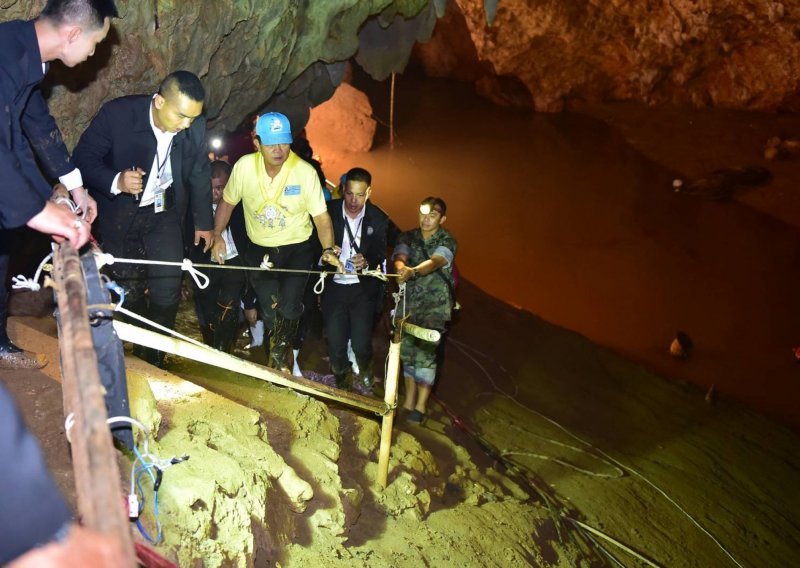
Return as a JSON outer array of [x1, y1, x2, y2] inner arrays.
[[310, 73, 800, 432]]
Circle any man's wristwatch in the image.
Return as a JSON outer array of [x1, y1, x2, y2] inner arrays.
[[411, 268, 419, 280]]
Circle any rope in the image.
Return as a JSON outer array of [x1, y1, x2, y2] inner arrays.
[[93, 251, 398, 294], [115, 306, 207, 350], [12, 251, 54, 292]]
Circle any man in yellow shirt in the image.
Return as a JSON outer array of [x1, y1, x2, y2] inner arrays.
[[212, 113, 342, 370]]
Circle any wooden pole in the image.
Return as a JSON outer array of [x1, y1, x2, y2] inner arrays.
[[389, 72, 396, 150], [377, 324, 403, 488], [113, 321, 385, 415], [53, 244, 136, 566]]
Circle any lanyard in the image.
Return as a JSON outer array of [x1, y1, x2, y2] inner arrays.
[[343, 215, 363, 255], [155, 138, 174, 183]]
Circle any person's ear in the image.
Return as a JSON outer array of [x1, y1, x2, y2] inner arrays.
[[439, 215, 446, 225], [67, 25, 82, 44], [365, 187, 372, 201], [153, 93, 166, 110]]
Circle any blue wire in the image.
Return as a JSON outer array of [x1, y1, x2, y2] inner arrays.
[[132, 446, 163, 544], [104, 280, 126, 308]]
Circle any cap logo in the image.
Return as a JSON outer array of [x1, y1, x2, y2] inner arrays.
[[270, 118, 284, 132]]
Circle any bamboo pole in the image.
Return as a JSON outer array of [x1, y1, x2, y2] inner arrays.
[[53, 244, 136, 566], [113, 321, 385, 415], [377, 323, 403, 488]]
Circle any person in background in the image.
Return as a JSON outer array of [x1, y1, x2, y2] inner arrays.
[[189, 160, 248, 352], [321, 167, 389, 392], [0, 0, 115, 368], [212, 112, 342, 371], [73, 70, 215, 368], [392, 197, 458, 424]]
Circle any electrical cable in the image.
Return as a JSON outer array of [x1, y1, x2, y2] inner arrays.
[[445, 337, 745, 568]]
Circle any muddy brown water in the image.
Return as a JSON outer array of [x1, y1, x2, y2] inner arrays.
[[312, 73, 800, 432]]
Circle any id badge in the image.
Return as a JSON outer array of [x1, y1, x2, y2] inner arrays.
[[154, 189, 165, 213], [344, 257, 355, 273]]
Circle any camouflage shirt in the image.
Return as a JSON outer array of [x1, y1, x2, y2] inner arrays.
[[394, 227, 458, 329]]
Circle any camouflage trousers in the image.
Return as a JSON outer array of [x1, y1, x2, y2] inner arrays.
[[400, 333, 440, 386]]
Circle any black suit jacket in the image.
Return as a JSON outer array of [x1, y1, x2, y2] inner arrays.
[[327, 199, 389, 299], [73, 95, 213, 251]]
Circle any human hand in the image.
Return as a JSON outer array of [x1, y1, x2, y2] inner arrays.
[[211, 237, 227, 265], [195, 230, 214, 253], [8, 524, 131, 568], [69, 186, 97, 223], [353, 253, 367, 271], [117, 168, 145, 197], [322, 249, 344, 273], [396, 265, 416, 284], [244, 308, 258, 327], [27, 202, 90, 249]]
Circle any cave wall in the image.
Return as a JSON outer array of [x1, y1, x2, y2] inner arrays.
[[0, 0, 430, 146], [417, 0, 800, 112]]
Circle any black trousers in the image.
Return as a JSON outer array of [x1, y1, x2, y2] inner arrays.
[[246, 238, 314, 325], [0, 230, 12, 346], [105, 207, 183, 309], [192, 252, 246, 335], [321, 280, 377, 375]]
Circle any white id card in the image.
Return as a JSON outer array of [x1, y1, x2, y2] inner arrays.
[[154, 190, 165, 213], [344, 257, 355, 273]]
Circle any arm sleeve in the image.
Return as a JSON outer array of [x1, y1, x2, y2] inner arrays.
[[0, 68, 48, 228], [0, 384, 72, 565], [186, 119, 213, 231], [365, 211, 388, 269], [20, 87, 75, 180], [72, 103, 125, 199], [304, 168, 328, 218]]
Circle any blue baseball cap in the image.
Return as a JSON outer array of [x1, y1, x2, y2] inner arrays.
[[255, 112, 293, 145]]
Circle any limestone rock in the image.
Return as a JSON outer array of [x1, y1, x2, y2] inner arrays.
[[0, 0, 429, 147], [416, 0, 800, 112], [306, 82, 377, 154]]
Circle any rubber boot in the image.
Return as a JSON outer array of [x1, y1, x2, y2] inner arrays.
[[143, 302, 180, 368], [334, 369, 351, 390], [213, 301, 238, 353], [269, 313, 300, 371], [357, 359, 374, 393], [199, 323, 214, 346]]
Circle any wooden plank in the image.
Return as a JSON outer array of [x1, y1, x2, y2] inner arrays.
[[378, 323, 403, 489], [113, 321, 386, 415], [53, 244, 136, 565]]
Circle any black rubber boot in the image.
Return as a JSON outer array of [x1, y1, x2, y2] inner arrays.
[[213, 301, 238, 353], [269, 313, 300, 371], [143, 302, 180, 368], [334, 370, 351, 390], [199, 323, 214, 346], [357, 359, 374, 392]]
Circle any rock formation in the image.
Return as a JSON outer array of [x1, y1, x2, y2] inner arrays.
[[0, 0, 434, 146], [416, 0, 800, 112]]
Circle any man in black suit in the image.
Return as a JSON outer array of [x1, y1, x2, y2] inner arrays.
[[322, 167, 389, 391], [73, 70, 214, 367]]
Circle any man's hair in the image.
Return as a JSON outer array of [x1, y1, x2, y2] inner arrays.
[[158, 70, 205, 103], [345, 167, 371, 187], [210, 160, 232, 179], [421, 196, 447, 216], [40, 0, 118, 30]]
